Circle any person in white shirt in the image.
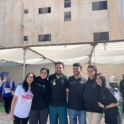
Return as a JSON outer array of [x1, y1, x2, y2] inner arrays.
[[10, 73, 35, 124]]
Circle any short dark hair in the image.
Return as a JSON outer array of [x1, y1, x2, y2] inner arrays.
[[55, 62, 64, 68], [73, 63, 82, 69]]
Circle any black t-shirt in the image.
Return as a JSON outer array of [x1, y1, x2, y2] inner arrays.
[[99, 88, 122, 124], [85, 78, 103, 113], [31, 76, 49, 110], [68, 76, 86, 110], [48, 73, 68, 107]]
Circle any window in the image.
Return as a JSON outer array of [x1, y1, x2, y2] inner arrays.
[[64, 12, 71, 21], [24, 36, 28, 41], [64, 0, 71, 8], [39, 7, 51, 14], [94, 32, 109, 41], [38, 34, 51, 41], [24, 9, 28, 14], [92, 1, 107, 11]]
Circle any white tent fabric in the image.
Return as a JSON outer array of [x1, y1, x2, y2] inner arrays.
[[0, 42, 124, 65], [92, 42, 124, 64]]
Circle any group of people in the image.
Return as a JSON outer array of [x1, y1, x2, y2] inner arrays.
[[0, 62, 123, 124]]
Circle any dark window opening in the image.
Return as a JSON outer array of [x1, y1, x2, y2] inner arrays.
[[24, 9, 29, 14], [24, 36, 28, 41], [64, 0, 71, 8], [64, 12, 71, 21], [39, 7, 51, 14], [92, 1, 107, 11], [94, 32, 109, 41], [38, 34, 51, 41]]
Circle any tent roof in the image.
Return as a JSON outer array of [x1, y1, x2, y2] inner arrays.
[[0, 41, 124, 66]]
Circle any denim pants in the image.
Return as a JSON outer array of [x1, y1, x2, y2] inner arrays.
[[69, 109, 86, 124], [49, 106, 68, 124]]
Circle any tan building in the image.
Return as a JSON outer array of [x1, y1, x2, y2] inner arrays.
[[0, 0, 124, 47], [0, 0, 124, 84]]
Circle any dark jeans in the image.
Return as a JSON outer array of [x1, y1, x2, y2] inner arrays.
[[69, 109, 86, 124], [13, 115, 29, 124], [3, 96, 13, 113], [29, 109, 48, 124]]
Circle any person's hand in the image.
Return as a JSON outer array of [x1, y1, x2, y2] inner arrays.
[[98, 102, 104, 108], [10, 112, 14, 121], [10, 88, 12, 91]]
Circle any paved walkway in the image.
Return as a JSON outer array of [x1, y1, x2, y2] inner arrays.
[[0, 113, 124, 124], [0, 113, 106, 124]]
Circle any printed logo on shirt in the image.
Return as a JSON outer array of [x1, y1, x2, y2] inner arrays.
[[80, 81, 84, 84], [22, 93, 33, 99], [70, 81, 76, 84], [20, 92, 33, 104], [60, 80, 65, 85]]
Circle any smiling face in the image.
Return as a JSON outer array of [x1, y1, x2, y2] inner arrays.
[[96, 75, 102, 87], [73, 66, 82, 76], [40, 70, 48, 79], [87, 68, 96, 79], [26, 73, 34, 86], [55, 64, 64, 75]]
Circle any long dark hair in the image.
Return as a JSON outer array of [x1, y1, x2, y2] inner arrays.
[[87, 65, 97, 79], [96, 73, 107, 90], [22, 73, 35, 94]]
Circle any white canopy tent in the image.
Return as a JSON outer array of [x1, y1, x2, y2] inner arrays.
[[0, 41, 124, 79]]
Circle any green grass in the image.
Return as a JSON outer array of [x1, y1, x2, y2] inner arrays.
[[0, 99, 5, 112]]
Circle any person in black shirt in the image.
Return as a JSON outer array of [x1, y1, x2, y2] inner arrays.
[[85, 65, 103, 124], [96, 73, 122, 124], [29, 68, 49, 124], [48, 62, 68, 124], [68, 63, 87, 124], [120, 74, 124, 112]]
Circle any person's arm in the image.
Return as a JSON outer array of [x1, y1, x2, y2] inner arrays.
[[12, 81, 16, 91], [10, 95, 18, 120], [98, 102, 118, 109], [10, 85, 20, 120], [106, 103, 118, 109], [0, 83, 3, 94]]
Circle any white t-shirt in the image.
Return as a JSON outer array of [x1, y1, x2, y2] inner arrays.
[[13, 85, 33, 118]]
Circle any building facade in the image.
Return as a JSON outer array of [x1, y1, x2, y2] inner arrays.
[[0, 0, 124, 84], [0, 0, 123, 47]]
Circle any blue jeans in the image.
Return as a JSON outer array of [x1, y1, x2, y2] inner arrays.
[[69, 109, 86, 124]]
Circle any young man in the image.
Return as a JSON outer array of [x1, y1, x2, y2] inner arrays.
[[48, 62, 68, 124], [120, 74, 124, 112], [68, 63, 87, 124]]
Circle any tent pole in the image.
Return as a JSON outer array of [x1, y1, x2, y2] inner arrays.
[[23, 48, 26, 80]]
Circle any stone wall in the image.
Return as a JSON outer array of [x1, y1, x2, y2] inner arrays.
[[0, 63, 123, 86]]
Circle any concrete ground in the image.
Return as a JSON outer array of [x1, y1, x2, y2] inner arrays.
[[0, 112, 106, 124], [1, 112, 124, 124]]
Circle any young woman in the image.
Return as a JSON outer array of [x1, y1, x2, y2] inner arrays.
[[85, 65, 103, 124], [29, 68, 49, 124], [10, 73, 35, 124], [96, 73, 122, 124]]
